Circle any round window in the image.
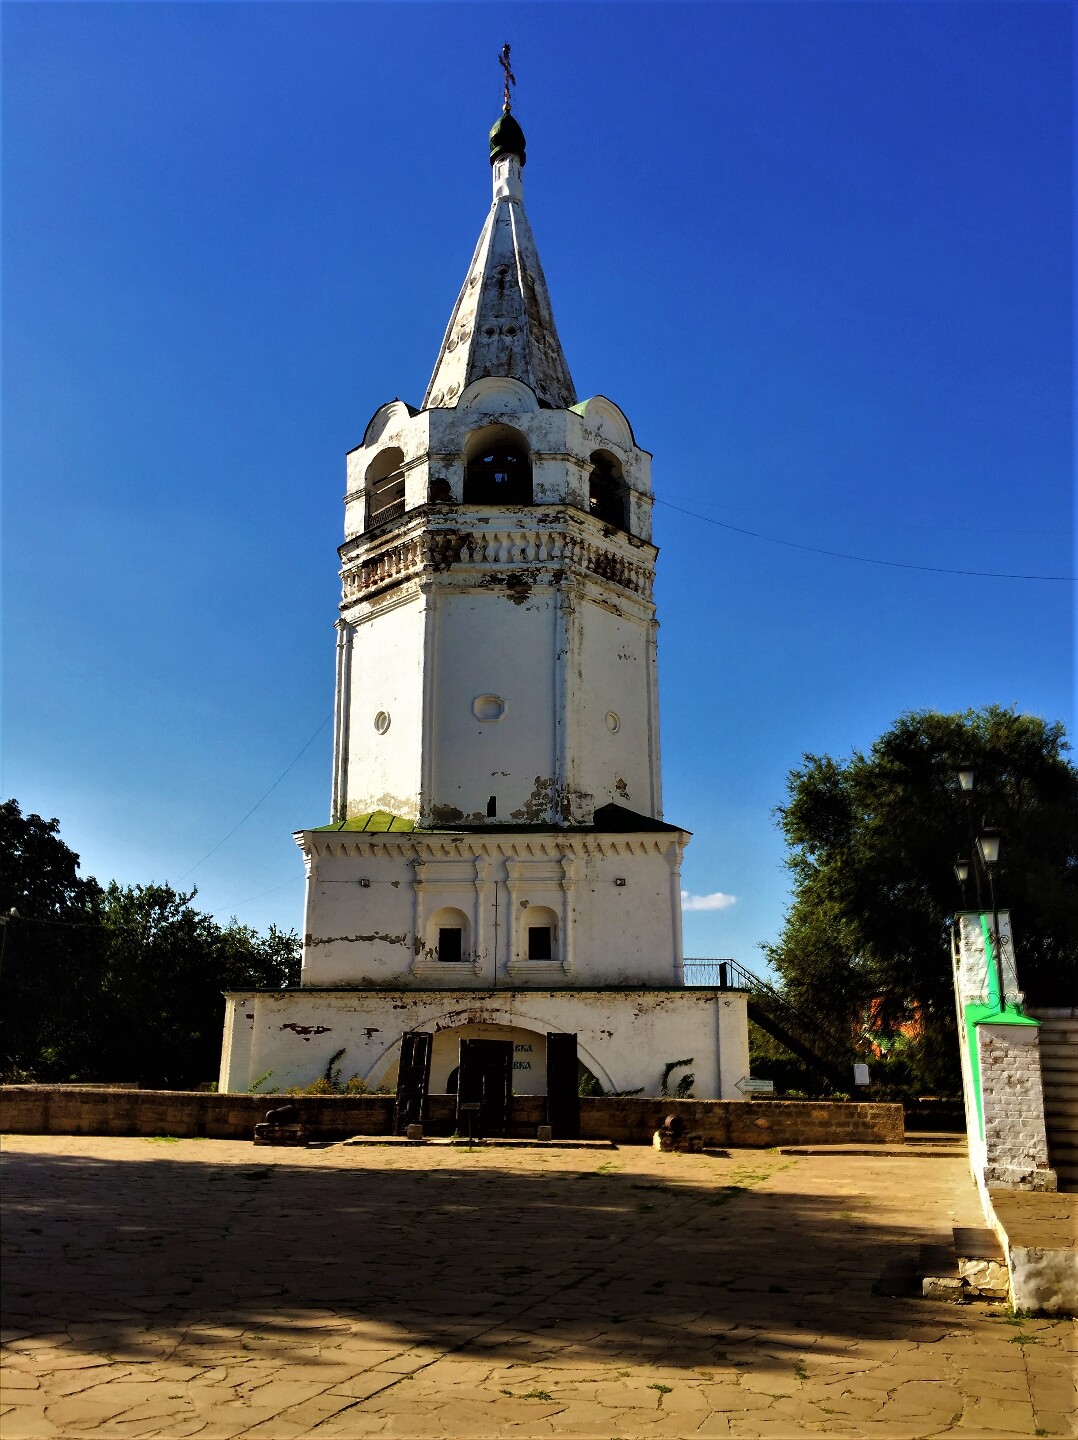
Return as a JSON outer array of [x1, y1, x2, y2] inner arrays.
[[374, 711, 391, 734], [472, 694, 506, 722], [606, 711, 621, 733]]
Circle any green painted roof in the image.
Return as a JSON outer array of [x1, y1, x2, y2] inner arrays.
[[305, 804, 688, 837], [313, 811, 416, 834]]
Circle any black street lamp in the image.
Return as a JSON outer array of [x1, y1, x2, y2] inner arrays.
[[976, 826, 1007, 1010], [952, 767, 1007, 1013]]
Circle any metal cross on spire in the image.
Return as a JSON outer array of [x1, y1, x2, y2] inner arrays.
[[499, 43, 516, 112]]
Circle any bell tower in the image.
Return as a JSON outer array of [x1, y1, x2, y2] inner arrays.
[[221, 53, 748, 1088], [219, 71, 752, 1103], [332, 106, 664, 833]]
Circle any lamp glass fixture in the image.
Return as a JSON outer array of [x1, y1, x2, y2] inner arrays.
[[977, 828, 1002, 868], [957, 766, 975, 793], [954, 858, 971, 885]]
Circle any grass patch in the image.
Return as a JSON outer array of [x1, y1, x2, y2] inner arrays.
[[145, 1136, 180, 1144], [520, 1389, 553, 1401], [649, 1383, 673, 1395]]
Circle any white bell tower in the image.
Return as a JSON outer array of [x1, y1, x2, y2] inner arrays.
[[218, 91, 749, 1104], [332, 129, 663, 834]]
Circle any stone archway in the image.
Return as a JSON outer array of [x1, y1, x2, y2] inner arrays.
[[364, 1005, 617, 1097]]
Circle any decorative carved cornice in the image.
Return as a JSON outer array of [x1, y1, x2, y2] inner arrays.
[[340, 514, 655, 607]]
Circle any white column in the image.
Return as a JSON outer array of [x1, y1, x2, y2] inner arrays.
[[331, 620, 351, 821]]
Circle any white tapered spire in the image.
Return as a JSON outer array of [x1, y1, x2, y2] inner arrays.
[[423, 113, 576, 411]]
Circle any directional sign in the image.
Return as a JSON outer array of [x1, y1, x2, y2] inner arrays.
[[735, 1076, 775, 1095]]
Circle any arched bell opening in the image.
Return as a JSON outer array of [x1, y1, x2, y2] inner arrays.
[[587, 449, 629, 532], [463, 425, 532, 506], [365, 446, 407, 529]]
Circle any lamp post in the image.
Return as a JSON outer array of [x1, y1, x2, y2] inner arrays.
[[952, 766, 1007, 1014], [976, 826, 1006, 1011]]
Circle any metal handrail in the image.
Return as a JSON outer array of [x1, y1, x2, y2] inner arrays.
[[683, 958, 774, 994]]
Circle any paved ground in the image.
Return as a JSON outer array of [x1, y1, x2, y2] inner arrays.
[[1, 1134, 1074, 1439]]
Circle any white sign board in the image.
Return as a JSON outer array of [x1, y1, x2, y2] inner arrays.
[[736, 1076, 775, 1094], [853, 1063, 870, 1087]]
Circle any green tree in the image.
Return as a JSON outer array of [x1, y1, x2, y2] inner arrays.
[[0, 801, 105, 1079], [95, 883, 300, 1087], [765, 707, 1078, 1094], [0, 799, 103, 919], [0, 801, 300, 1086]]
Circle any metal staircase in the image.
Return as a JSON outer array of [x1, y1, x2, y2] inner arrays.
[[684, 958, 850, 1091]]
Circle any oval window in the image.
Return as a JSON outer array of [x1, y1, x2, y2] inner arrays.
[[472, 695, 506, 722], [374, 711, 391, 734]]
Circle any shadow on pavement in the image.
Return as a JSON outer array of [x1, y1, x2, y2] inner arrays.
[[3, 1147, 959, 1371]]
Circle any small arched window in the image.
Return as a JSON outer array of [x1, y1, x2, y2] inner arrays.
[[428, 906, 471, 965], [588, 451, 628, 532], [521, 904, 559, 963], [365, 447, 406, 529], [463, 426, 532, 505]]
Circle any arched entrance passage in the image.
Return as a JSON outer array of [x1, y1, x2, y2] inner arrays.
[[366, 1009, 617, 1097]]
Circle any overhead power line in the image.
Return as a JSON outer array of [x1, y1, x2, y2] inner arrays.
[[213, 874, 305, 920], [179, 713, 332, 882], [654, 499, 1075, 582]]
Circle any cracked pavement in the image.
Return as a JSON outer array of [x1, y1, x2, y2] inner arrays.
[[1, 1134, 1074, 1438]]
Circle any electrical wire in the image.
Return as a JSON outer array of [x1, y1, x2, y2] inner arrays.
[[178, 713, 332, 882], [212, 874, 305, 920], [653, 498, 1076, 582]]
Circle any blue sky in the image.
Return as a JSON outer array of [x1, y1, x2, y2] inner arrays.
[[4, 1, 1073, 970]]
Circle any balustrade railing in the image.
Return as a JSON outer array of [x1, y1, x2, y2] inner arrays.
[[683, 958, 757, 990]]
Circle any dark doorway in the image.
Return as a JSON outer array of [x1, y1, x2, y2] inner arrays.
[[394, 1030, 433, 1135], [456, 1038, 513, 1139], [546, 1031, 580, 1139]]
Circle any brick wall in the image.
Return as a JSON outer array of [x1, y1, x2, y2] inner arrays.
[[977, 1025, 1056, 1191], [0, 1086, 903, 1146]]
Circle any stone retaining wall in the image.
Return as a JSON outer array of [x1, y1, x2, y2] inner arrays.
[[0, 1086, 903, 1146]]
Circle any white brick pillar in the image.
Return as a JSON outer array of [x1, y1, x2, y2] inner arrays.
[[977, 1023, 1057, 1192], [952, 911, 1057, 1195]]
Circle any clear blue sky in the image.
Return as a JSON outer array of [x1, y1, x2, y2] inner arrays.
[[4, 2, 1073, 970]]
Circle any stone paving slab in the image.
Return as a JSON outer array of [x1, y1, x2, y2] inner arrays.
[[1, 1134, 1075, 1438]]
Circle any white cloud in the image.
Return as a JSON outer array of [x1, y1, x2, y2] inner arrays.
[[681, 890, 737, 912]]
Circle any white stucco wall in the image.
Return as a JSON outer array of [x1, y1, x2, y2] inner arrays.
[[426, 586, 558, 823], [220, 987, 749, 1101], [341, 592, 426, 819], [298, 830, 686, 990]]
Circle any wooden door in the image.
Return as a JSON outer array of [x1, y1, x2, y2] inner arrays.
[[394, 1030, 433, 1134], [456, 1038, 513, 1139], [546, 1031, 580, 1139]]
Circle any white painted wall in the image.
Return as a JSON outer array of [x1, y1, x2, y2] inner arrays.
[[298, 831, 686, 990], [342, 593, 426, 819], [427, 586, 558, 823], [220, 987, 749, 1100]]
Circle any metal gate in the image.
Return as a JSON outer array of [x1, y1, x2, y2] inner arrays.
[[546, 1031, 580, 1139], [394, 1030, 433, 1134], [456, 1038, 513, 1139]]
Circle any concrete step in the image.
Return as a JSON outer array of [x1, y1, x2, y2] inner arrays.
[[881, 1230, 1010, 1304]]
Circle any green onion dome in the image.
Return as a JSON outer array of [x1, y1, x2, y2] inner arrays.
[[489, 111, 526, 166]]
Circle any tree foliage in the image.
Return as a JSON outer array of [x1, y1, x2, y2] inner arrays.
[[765, 707, 1078, 1093], [0, 800, 300, 1087]]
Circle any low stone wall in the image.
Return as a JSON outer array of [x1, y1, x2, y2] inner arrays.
[[579, 1096, 904, 1147], [0, 1086, 903, 1146]]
